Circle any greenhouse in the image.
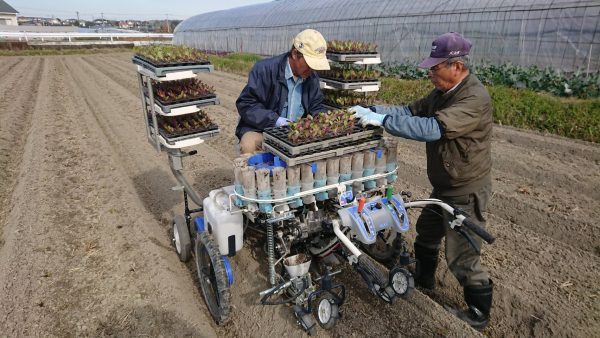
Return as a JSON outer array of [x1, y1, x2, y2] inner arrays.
[[174, 0, 600, 72]]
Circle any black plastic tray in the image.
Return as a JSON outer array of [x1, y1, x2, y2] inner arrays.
[[327, 51, 378, 55], [263, 137, 382, 166], [133, 55, 213, 77], [263, 122, 382, 156], [134, 54, 210, 67], [148, 117, 219, 141]]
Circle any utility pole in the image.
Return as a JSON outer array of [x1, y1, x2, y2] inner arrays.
[[76, 11, 80, 26], [166, 14, 170, 33], [101, 12, 104, 31]]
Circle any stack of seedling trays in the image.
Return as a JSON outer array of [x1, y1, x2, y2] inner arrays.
[[320, 40, 382, 110], [133, 45, 220, 150]]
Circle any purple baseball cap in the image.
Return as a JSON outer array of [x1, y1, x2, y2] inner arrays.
[[418, 32, 472, 69]]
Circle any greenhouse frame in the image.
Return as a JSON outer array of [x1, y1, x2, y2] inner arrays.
[[174, 0, 600, 72]]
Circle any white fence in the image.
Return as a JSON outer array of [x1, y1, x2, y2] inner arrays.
[[0, 31, 173, 42]]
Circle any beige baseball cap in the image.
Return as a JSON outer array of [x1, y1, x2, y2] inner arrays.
[[293, 29, 330, 71]]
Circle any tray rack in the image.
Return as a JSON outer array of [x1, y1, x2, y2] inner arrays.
[[321, 47, 382, 109], [133, 55, 220, 152]]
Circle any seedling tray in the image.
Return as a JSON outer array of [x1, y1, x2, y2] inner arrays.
[[148, 117, 219, 142], [321, 78, 381, 90], [160, 126, 219, 143], [264, 137, 382, 166], [326, 52, 381, 63], [319, 75, 379, 83], [133, 55, 213, 77], [263, 123, 382, 156]]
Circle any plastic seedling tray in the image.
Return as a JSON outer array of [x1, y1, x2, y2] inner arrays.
[[319, 75, 379, 83], [326, 52, 381, 63], [263, 137, 382, 166], [132, 55, 213, 77], [263, 123, 383, 156], [320, 78, 381, 90], [148, 117, 219, 143]]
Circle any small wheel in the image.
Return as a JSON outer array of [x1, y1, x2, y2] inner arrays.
[[389, 267, 414, 298], [172, 215, 191, 262], [196, 231, 231, 324], [313, 294, 339, 330]]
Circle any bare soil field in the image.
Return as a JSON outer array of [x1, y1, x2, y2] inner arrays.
[[0, 53, 598, 337]]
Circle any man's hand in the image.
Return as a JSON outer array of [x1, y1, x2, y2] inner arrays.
[[358, 111, 386, 127], [275, 117, 290, 127], [348, 105, 373, 118]]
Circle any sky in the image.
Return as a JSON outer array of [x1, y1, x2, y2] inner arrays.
[[10, 0, 274, 21]]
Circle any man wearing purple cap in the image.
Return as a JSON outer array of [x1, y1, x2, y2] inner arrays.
[[349, 32, 493, 329]]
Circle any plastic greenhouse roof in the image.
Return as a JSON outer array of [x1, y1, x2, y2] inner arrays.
[[175, 0, 597, 32]]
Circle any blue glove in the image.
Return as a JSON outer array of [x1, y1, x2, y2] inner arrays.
[[275, 117, 290, 127], [358, 111, 386, 127], [347, 105, 373, 118]]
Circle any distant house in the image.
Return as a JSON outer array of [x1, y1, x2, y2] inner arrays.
[[0, 0, 18, 25]]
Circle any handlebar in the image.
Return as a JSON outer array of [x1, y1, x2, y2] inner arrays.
[[461, 217, 495, 244]]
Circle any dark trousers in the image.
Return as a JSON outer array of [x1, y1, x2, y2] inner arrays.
[[415, 183, 491, 286]]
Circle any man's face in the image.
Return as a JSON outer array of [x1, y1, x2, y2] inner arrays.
[[289, 49, 313, 79], [428, 60, 464, 92]]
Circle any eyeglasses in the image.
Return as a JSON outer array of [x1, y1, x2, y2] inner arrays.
[[429, 60, 449, 73]]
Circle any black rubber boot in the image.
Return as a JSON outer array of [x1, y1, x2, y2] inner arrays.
[[448, 280, 493, 330], [414, 242, 439, 290]]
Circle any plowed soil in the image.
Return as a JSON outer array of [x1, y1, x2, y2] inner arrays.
[[0, 53, 598, 337]]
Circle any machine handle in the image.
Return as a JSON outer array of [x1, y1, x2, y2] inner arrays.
[[462, 217, 496, 244], [357, 196, 366, 213]]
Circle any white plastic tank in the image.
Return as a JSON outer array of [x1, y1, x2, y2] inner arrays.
[[202, 186, 244, 256]]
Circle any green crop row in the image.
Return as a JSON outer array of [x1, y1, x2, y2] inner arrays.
[[379, 62, 600, 99], [207, 53, 262, 76]]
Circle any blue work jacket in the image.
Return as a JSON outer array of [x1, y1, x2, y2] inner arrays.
[[235, 52, 326, 139]]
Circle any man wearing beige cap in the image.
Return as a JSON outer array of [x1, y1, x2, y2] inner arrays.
[[235, 29, 330, 154], [351, 32, 494, 330]]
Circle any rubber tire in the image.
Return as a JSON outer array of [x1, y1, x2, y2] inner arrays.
[[173, 215, 192, 262], [313, 294, 340, 330], [389, 267, 415, 298], [196, 231, 231, 324]]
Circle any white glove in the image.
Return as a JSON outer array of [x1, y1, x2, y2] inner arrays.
[[275, 117, 290, 127], [347, 105, 373, 118], [358, 111, 386, 127]]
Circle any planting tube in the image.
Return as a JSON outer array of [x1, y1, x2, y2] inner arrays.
[[339, 155, 353, 192], [300, 164, 316, 205], [363, 150, 376, 189], [241, 166, 258, 211], [385, 137, 398, 183], [351, 152, 364, 194], [233, 156, 248, 206], [375, 148, 387, 188], [272, 167, 288, 212], [256, 168, 273, 213], [314, 161, 328, 201], [286, 166, 302, 208], [326, 157, 340, 198]]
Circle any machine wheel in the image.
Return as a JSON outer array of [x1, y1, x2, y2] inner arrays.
[[196, 231, 231, 324], [313, 294, 339, 330], [389, 267, 414, 298], [361, 229, 401, 267], [172, 215, 192, 262]]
